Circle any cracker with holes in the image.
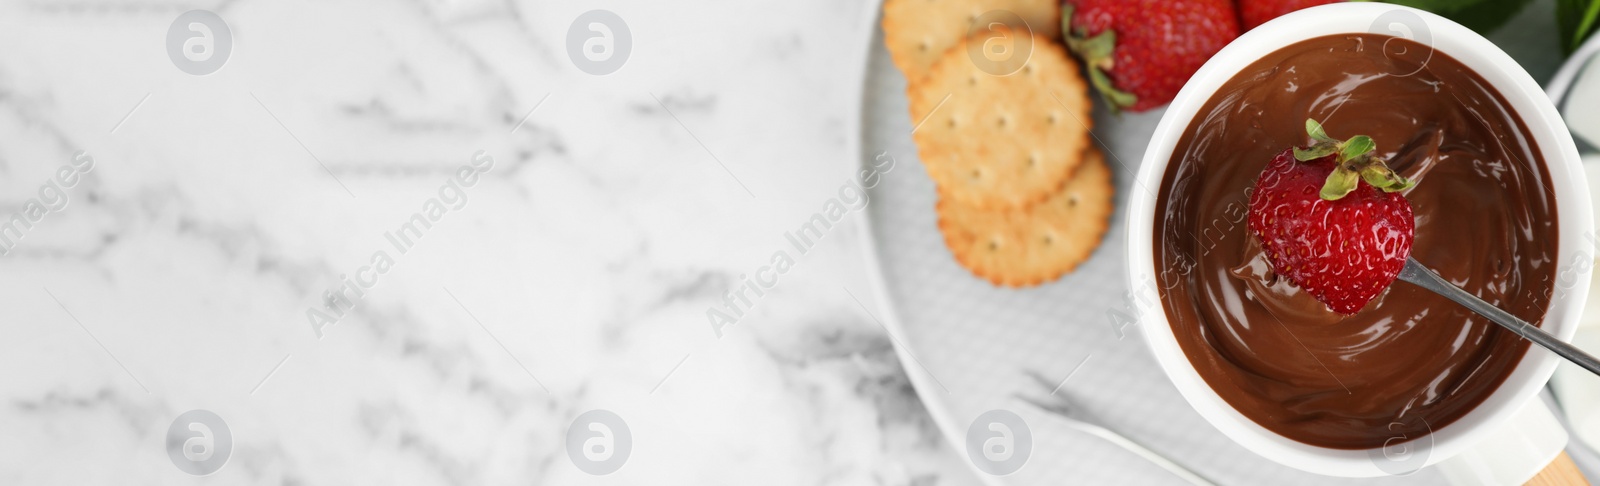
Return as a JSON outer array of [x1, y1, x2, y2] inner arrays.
[[881, 0, 1060, 81], [909, 31, 1090, 210], [937, 148, 1113, 287]]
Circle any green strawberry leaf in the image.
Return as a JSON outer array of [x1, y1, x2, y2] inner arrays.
[[1339, 135, 1377, 163], [1062, 4, 1075, 35], [1321, 168, 1361, 200], [1306, 119, 1335, 143], [1086, 68, 1138, 112], [1359, 164, 1418, 192], [1295, 144, 1338, 161], [1062, 3, 1136, 112], [1067, 29, 1116, 61], [1301, 118, 1415, 199]]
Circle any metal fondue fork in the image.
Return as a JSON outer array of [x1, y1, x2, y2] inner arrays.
[[1017, 373, 1218, 486], [1398, 256, 1600, 376]]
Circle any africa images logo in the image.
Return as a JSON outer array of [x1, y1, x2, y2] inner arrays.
[[166, 410, 232, 476], [167, 10, 232, 76], [566, 410, 632, 475], [966, 409, 1032, 476], [567, 10, 632, 75]]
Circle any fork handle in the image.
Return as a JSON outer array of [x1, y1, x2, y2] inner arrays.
[[1077, 422, 1218, 486], [1398, 257, 1600, 376]]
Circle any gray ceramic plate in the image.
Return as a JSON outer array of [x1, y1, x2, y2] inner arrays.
[[850, 9, 1444, 485]]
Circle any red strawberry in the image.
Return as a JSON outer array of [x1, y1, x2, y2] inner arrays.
[[1246, 119, 1416, 315], [1238, 0, 1339, 31], [1062, 0, 1240, 112]]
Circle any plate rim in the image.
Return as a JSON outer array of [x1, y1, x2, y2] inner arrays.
[[845, 3, 1016, 485]]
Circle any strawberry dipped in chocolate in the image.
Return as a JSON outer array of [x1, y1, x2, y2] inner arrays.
[[1246, 119, 1416, 315]]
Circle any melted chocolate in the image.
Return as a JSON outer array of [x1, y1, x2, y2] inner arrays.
[[1153, 34, 1558, 449]]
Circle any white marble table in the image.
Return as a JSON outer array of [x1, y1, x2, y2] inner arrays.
[[0, 0, 1584, 484], [0, 0, 978, 484]]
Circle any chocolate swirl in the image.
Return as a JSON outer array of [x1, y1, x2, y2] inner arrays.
[[1153, 34, 1558, 449]]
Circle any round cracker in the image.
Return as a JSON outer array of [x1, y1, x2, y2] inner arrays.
[[937, 148, 1113, 287], [909, 32, 1091, 210], [881, 0, 1061, 81]]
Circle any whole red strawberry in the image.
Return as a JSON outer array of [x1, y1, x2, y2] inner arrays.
[[1063, 0, 1240, 112], [1247, 119, 1416, 315], [1238, 0, 1339, 31]]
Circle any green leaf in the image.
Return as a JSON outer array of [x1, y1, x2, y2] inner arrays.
[[1062, 4, 1074, 34], [1380, 0, 1535, 34], [1070, 30, 1116, 61], [1356, 160, 1420, 192], [1339, 135, 1377, 163], [1086, 67, 1137, 111], [1321, 168, 1360, 200], [1359, 164, 1415, 192], [1363, 166, 1401, 191], [1306, 119, 1334, 143], [1558, 0, 1600, 53], [1062, 5, 1114, 62], [1360, 166, 1394, 188], [1294, 144, 1338, 161], [1582, 2, 1600, 49]]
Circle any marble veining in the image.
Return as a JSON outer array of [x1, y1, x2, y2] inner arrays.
[[0, 0, 973, 484]]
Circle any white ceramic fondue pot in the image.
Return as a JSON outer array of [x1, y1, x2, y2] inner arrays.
[[1128, 3, 1593, 483]]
